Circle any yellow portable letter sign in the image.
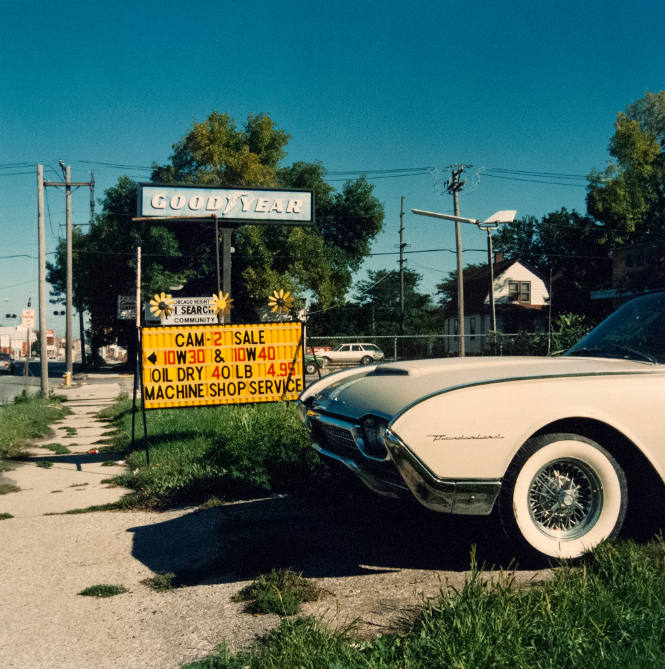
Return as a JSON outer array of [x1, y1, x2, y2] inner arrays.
[[141, 321, 304, 409]]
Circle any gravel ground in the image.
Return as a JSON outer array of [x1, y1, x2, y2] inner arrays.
[[0, 376, 550, 668]]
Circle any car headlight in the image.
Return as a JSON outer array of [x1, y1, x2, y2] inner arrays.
[[361, 416, 389, 460]]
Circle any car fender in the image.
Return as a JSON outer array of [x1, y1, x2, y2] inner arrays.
[[388, 371, 665, 482]]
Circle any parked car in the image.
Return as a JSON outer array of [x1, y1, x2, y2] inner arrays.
[[0, 353, 14, 375], [321, 343, 384, 366], [298, 291, 665, 559], [304, 353, 327, 375]]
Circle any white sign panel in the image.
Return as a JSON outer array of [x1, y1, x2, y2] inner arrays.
[[138, 184, 313, 225], [117, 295, 137, 320], [21, 309, 35, 329], [145, 296, 219, 326]]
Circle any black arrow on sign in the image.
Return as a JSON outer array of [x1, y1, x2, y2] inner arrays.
[[147, 352, 157, 365]]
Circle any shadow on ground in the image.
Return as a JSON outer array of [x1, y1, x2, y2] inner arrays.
[[127, 484, 544, 586], [126, 474, 665, 587], [11, 451, 125, 470]]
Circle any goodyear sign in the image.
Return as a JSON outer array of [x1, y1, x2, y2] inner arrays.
[[141, 322, 304, 409]]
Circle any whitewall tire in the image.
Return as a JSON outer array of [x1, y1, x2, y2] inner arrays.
[[499, 433, 627, 559]]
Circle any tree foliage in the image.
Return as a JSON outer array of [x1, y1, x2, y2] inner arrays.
[[586, 90, 665, 287], [47, 112, 384, 358], [490, 209, 612, 318], [306, 268, 441, 337]]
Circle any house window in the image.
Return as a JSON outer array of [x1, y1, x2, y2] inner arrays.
[[509, 281, 531, 303]]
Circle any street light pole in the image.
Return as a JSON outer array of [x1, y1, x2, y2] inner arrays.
[[412, 209, 516, 355], [478, 224, 497, 334]]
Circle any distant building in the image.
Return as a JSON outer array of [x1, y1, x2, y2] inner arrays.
[[591, 243, 664, 305], [444, 256, 550, 354], [0, 325, 37, 358]]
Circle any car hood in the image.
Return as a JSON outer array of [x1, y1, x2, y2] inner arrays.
[[304, 356, 656, 421]]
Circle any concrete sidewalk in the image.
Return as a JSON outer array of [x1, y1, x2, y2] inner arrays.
[[1, 380, 134, 517]]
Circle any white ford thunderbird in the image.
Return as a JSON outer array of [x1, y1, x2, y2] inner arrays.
[[298, 291, 665, 559]]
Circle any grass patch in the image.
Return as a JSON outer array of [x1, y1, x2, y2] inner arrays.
[[233, 569, 322, 616], [0, 483, 20, 494], [42, 443, 70, 454], [36, 461, 53, 469], [96, 394, 130, 422], [63, 426, 77, 436], [0, 513, 14, 520], [0, 392, 71, 459], [186, 539, 665, 668], [69, 482, 89, 488], [141, 572, 180, 592], [60, 500, 133, 514], [78, 584, 127, 598], [102, 398, 319, 508]]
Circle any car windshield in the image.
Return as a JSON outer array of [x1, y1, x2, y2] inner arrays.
[[0, 353, 10, 360], [565, 292, 665, 364]]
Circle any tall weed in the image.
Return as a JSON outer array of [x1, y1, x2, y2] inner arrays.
[[113, 401, 318, 507], [186, 538, 665, 668]]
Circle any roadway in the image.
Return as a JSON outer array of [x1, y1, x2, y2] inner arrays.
[[0, 360, 76, 403]]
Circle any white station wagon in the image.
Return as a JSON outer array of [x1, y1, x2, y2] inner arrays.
[[320, 343, 385, 366], [298, 291, 665, 559]]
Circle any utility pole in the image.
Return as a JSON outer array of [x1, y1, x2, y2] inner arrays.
[[399, 196, 406, 334], [78, 171, 95, 367], [65, 164, 73, 377], [446, 165, 470, 356], [44, 165, 94, 378], [222, 227, 233, 322], [37, 166, 48, 396]]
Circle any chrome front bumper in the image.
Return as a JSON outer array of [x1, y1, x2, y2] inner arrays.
[[385, 430, 501, 515], [298, 401, 501, 514], [298, 403, 408, 498]]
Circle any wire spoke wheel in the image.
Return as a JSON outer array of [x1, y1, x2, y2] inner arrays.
[[528, 459, 602, 540], [499, 433, 627, 559]]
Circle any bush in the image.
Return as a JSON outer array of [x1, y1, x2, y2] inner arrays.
[[552, 313, 590, 352], [205, 403, 318, 495], [114, 401, 319, 507]]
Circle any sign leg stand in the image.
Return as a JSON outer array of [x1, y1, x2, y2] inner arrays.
[[131, 328, 139, 452], [137, 327, 150, 467]]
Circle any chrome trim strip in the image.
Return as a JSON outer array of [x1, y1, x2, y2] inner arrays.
[[391, 369, 655, 424], [385, 430, 501, 515]]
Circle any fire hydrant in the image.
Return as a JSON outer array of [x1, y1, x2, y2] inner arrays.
[[62, 372, 71, 387]]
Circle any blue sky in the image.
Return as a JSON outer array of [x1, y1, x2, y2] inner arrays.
[[2, 0, 663, 335]]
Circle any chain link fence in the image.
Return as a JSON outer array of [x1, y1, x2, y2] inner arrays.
[[307, 332, 556, 363]]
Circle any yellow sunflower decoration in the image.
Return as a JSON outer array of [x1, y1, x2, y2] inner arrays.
[[211, 291, 234, 317], [268, 289, 295, 316], [149, 292, 175, 319]]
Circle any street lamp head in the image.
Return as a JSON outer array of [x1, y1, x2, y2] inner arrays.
[[412, 208, 517, 228], [483, 210, 517, 226]]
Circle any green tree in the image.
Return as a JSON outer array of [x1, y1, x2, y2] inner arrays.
[[148, 112, 383, 318], [587, 90, 665, 288], [354, 268, 440, 335], [492, 209, 612, 319], [435, 263, 484, 317], [48, 112, 385, 356]]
